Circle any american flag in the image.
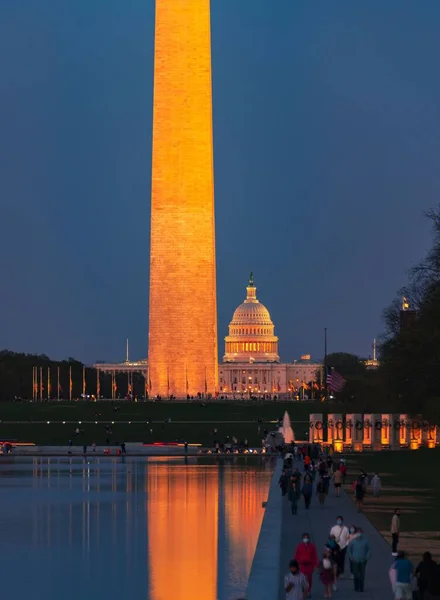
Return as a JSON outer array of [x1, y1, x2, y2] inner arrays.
[[326, 366, 346, 392]]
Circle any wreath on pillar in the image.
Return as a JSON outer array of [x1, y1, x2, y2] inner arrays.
[[327, 419, 334, 428], [336, 421, 343, 430], [364, 419, 371, 428], [315, 420, 323, 430], [346, 420, 353, 429], [382, 419, 389, 427]]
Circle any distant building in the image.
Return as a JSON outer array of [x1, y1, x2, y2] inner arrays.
[[219, 277, 322, 399], [93, 277, 323, 399], [363, 338, 380, 370]]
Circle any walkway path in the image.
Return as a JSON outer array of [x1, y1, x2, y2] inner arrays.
[[278, 468, 394, 599]]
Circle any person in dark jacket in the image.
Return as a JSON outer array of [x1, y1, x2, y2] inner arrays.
[[347, 528, 371, 593], [279, 470, 288, 496], [416, 552, 437, 600], [316, 477, 327, 506], [291, 468, 302, 501], [355, 478, 365, 512], [302, 474, 313, 509]]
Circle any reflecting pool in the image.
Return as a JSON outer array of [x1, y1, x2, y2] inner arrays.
[[0, 456, 273, 600]]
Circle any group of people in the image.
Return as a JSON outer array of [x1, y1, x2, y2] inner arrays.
[[279, 452, 347, 514], [284, 517, 371, 599], [279, 450, 440, 600]]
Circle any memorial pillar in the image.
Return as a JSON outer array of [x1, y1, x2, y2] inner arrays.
[[346, 413, 363, 452], [399, 414, 410, 448], [380, 414, 392, 449], [372, 415, 382, 451], [309, 413, 324, 444], [427, 424, 437, 449], [328, 413, 343, 452], [410, 418, 422, 450], [362, 414, 373, 450]]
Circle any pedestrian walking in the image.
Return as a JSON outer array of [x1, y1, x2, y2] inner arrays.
[[347, 528, 371, 593], [392, 550, 414, 600], [340, 460, 347, 484], [289, 482, 298, 515], [347, 525, 358, 580], [317, 477, 327, 506], [292, 468, 302, 501], [320, 547, 336, 599], [360, 470, 369, 491], [323, 472, 331, 495], [371, 473, 381, 497], [391, 509, 401, 556], [302, 473, 313, 510], [284, 559, 309, 600], [355, 478, 365, 512], [415, 551, 437, 600], [332, 468, 343, 497], [279, 470, 288, 496], [294, 533, 318, 596], [425, 561, 440, 600], [330, 516, 350, 580]]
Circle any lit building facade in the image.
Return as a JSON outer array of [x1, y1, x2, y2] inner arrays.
[[219, 277, 322, 399], [148, 0, 218, 398], [93, 279, 322, 400]]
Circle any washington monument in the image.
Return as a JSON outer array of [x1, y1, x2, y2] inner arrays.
[[148, 1, 218, 397]]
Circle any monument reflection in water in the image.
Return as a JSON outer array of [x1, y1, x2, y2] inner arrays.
[[0, 457, 272, 600]]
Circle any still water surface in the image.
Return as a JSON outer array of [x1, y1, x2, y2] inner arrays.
[[0, 457, 273, 600]]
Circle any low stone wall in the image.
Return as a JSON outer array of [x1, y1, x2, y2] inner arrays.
[[245, 457, 283, 600]]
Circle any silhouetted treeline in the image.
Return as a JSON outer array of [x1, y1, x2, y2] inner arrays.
[[0, 351, 146, 401], [379, 205, 440, 422]]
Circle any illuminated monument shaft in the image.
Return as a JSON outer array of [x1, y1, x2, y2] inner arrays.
[[148, 0, 218, 397]]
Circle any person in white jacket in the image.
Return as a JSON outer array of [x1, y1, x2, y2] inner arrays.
[[330, 516, 350, 585]]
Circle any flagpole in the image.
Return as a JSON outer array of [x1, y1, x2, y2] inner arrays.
[[69, 365, 72, 401], [57, 366, 60, 401], [47, 367, 50, 400], [96, 368, 100, 399], [324, 327, 328, 401], [40, 366, 43, 401], [32, 366, 35, 401]]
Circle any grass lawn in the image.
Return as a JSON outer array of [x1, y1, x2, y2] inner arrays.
[[0, 400, 318, 422], [0, 400, 317, 445], [344, 448, 440, 559]]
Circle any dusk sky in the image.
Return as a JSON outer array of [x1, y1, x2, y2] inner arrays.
[[1, 0, 440, 365]]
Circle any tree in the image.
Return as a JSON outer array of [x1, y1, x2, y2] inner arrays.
[[326, 352, 366, 377], [380, 205, 440, 421]]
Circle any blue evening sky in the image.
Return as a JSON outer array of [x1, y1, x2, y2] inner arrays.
[[1, 0, 439, 364]]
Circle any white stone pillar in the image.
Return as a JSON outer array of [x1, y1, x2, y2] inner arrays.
[[389, 414, 400, 449], [362, 414, 373, 449], [399, 414, 410, 448], [346, 413, 362, 452], [426, 424, 437, 449], [380, 414, 392, 449], [372, 415, 382, 451], [328, 413, 343, 452], [410, 417, 422, 450], [309, 413, 324, 444]]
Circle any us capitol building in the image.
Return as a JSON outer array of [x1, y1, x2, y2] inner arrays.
[[219, 275, 321, 398], [94, 275, 322, 399]]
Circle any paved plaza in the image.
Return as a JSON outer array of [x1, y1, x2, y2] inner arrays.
[[278, 472, 394, 599]]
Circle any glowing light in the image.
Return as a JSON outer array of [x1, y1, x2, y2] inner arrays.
[[148, 0, 218, 397]]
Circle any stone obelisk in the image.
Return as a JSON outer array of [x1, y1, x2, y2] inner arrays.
[[148, 0, 218, 398]]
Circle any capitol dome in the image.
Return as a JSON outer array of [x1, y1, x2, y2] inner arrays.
[[223, 274, 279, 363]]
